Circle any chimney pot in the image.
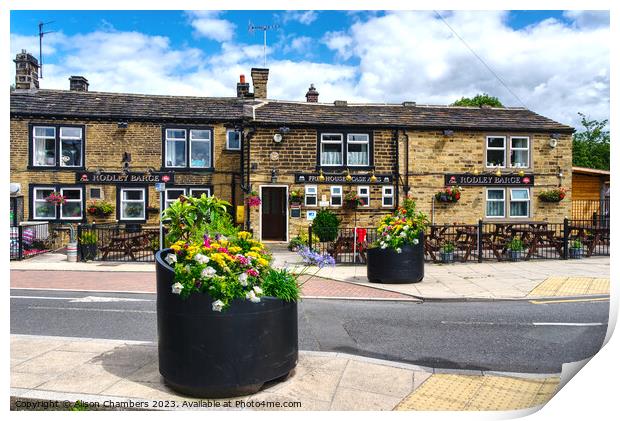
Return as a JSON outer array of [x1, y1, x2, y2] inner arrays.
[[237, 74, 250, 98], [69, 76, 89, 92], [13, 50, 39, 90], [251, 68, 269, 99], [305, 84, 319, 103]]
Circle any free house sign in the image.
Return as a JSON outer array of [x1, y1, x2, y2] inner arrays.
[[445, 173, 534, 187]]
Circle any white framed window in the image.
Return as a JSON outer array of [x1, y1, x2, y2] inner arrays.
[[486, 136, 506, 168], [120, 188, 146, 220], [59, 127, 83, 167], [60, 188, 83, 220], [189, 188, 212, 198], [357, 186, 370, 207], [330, 186, 342, 207], [509, 188, 530, 218], [382, 186, 394, 207], [165, 129, 187, 168], [226, 130, 241, 150], [32, 126, 56, 167], [189, 129, 211, 168], [347, 134, 369, 166], [165, 188, 186, 209], [485, 188, 505, 218], [305, 185, 318, 207], [510, 136, 530, 168], [320, 134, 343, 166], [33, 187, 57, 220], [89, 187, 102, 200]]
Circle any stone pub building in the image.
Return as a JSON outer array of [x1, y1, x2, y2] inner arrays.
[[10, 49, 574, 243]]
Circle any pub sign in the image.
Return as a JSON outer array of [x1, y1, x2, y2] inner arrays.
[[445, 173, 534, 187], [76, 171, 175, 185], [294, 173, 393, 184]]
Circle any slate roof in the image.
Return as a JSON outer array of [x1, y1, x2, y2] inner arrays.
[[10, 89, 574, 133]]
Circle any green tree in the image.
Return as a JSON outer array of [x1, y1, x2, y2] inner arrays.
[[452, 93, 504, 107], [572, 113, 610, 170]]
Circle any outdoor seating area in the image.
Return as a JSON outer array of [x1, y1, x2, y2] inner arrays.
[[77, 224, 160, 262]]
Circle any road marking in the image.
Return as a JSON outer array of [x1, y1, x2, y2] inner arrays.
[[441, 321, 606, 327], [11, 295, 153, 303], [27, 306, 156, 314], [530, 297, 610, 305], [532, 322, 605, 327]]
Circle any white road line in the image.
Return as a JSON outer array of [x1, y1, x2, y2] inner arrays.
[[441, 321, 606, 327], [11, 295, 153, 303], [27, 306, 156, 314], [532, 322, 605, 327]]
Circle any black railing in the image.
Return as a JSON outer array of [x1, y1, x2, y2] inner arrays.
[[78, 223, 160, 262], [572, 199, 610, 225], [308, 218, 609, 265], [10, 222, 65, 260]]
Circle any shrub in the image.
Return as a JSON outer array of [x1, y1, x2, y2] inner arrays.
[[79, 231, 98, 245], [162, 194, 230, 244], [261, 268, 300, 302], [441, 241, 455, 253], [288, 230, 320, 251], [570, 239, 583, 249], [507, 238, 524, 251], [312, 209, 340, 242]]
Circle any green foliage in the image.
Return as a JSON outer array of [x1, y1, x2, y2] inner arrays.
[[441, 241, 455, 253], [452, 93, 504, 108], [79, 231, 97, 245], [261, 268, 300, 302], [374, 197, 429, 251], [87, 200, 114, 216], [570, 239, 583, 249], [572, 113, 610, 170], [288, 230, 320, 251], [204, 210, 239, 239], [312, 209, 340, 242], [162, 194, 230, 244], [507, 238, 524, 252]]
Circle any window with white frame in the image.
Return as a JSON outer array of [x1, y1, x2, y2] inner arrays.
[[89, 187, 102, 200], [305, 185, 317, 206], [485, 189, 505, 218], [382, 186, 394, 207], [330, 186, 342, 207], [165, 188, 186, 209], [347, 134, 369, 166], [165, 129, 187, 167], [320, 134, 343, 166], [33, 187, 56, 219], [59, 127, 83, 167], [510, 136, 530, 168], [190, 129, 211, 168], [357, 186, 370, 207], [32, 127, 56, 167], [509, 188, 530, 217], [60, 188, 83, 220], [226, 130, 241, 150], [189, 188, 212, 198], [120, 188, 146, 220], [486, 136, 506, 168]]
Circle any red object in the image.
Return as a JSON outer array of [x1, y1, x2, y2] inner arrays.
[[523, 177, 531, 184], [240, 75, 245, 83], [355, 228, 367, 245], [162, 175, 170, 182]]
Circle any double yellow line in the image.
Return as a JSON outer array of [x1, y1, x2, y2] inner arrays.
[[530, 297, 610, 305]]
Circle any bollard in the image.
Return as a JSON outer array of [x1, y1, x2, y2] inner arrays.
[[66, 241, 78, 262]]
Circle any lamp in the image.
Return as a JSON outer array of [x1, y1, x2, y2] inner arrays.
[[271, 168, 278, 184], [344, 169, 353, 182], [318, 169, 325, 182], [472, 168, 480, 175], [278, 126, 290, 134], [495, 168, 502, 177], [518, 170, 525, 177], [369, 170, 377, 183]]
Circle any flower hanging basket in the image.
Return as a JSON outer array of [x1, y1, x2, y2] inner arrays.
[[435, 186, 461, 203], [46, 192, 67, 206], [539, 188, 566, 203], [245, 191, 262, 208]]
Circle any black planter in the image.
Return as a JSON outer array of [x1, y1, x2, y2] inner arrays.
[[156, 249, 298, 398], [366, 234, 425, 284], [80, 244, 97, 261], [569, 248, 583, 259]]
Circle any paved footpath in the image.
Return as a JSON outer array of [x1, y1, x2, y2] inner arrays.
[[10, 334, 561, 412]]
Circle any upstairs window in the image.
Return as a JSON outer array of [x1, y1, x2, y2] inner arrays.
[[164, 127, 213, 169], [486, 136, 506, 168], [510, 137, 530, 168], [190, 129, 211, 168], [319, 131, 373, 168], [165, 129, 187, 168], [347, 134, 370, 166], [320, 134, 343, 166], [31, 125, 84, 169], [226, 130, 241, 150]]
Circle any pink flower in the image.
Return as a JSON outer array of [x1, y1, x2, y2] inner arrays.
[[203, 235, 211, 248], [246, 268, 259, 277], [236, 254, 250, 265], [218, 247, 228, 253]]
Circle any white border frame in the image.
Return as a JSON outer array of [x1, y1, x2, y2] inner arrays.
[[509, 136, 530, 169], [164, 128, 187, 168], [59, 187, 83, 220], [59, 126, 83, 168], [485, 188, 506, 218], [485, 135, 507, 168], [258, 184, 289, 243], [226, 129, 241, 151], [382, 185, 394, 207], [189, 129, 212, 169], [320, 133, 344, 167], [119, 187, 146, 221], [32, 187, 57, 220], [357, 185, 370, 207], [305, 184, 318, 207], [509, 188, 531, 218], [330, 185, 343, 207]]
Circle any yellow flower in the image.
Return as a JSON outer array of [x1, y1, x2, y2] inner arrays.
[[228, 246, 242, 254], [246, 251, 260, 259], [257, 258, 269, 266], [238, 231, 252, 240], [250, 246, 262, 252]]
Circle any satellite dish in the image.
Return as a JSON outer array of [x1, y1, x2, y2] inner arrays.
[[10, 183, 21, 194], [549, 138, 558, 148], [273, 133, 283, 143]]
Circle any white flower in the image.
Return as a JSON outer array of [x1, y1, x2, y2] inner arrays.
[[385, 235, 391, 241], [396, 248, 402, 254], [413, 238, 419, 245], [246, 290, 261, 303], [194, 253, 210, 264], [380, 242, 387, 249], [253, 286, 263, 295], [171, 282, 184, 295], [400, 232, 406, 237], [201, 266, 217, 278], [184, 265, 191, 273], [165, 253, 177, 265], [238, 272, 248, 286], [212, 300, 224, 312], [403, 225, 409, 231]]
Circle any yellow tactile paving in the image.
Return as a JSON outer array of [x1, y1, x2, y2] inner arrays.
[[396, 374, 560, 411], [528, 276, 609, 297]]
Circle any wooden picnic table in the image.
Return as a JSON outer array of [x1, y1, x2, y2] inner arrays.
[[100, 231, 157, 261], [567, 225, 609, 257], [505, 223, 563, 260], [424, 225, 451, 262], [454, 226, 478, 262], [329, 229, 369, 263]]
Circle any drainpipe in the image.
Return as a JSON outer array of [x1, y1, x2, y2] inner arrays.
[[402, 129, 410, 196], [392, 129, 400, 209]]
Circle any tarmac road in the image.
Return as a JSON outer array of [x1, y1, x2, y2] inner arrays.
[[10, 288, 609, 373]]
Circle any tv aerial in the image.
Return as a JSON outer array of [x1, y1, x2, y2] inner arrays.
[[248, 21, 279, 67], [38, 20, 57, 79]]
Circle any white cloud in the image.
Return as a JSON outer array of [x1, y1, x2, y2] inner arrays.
[[322, 31, 353, 60], [563, 10, 610, 29], [187, 11, 236, 42], [283, 36, 313, 55], [282, 11, 318, 25]]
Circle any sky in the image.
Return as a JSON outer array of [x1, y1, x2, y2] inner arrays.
[[9, 10, 610, 129]]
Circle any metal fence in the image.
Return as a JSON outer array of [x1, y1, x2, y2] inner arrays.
[[78, 223, 160, 262], [10, 222, 66, 260], [308, 218, 609, 265], [572, 199, 610, 225]]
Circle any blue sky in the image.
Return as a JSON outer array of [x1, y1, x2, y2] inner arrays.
[[10, 10, 610, 128]]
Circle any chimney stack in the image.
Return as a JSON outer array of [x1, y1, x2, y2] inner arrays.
[[251, 68, 269, 99], [305, 84, 319, 103], [237, 74, 250, 98], [69, 76, 89, 92], [14, 49, 39, 90]]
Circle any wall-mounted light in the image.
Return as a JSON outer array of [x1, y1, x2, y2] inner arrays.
[[369, 170, 377, 183], [318, 169, 325, 182], [344, 169, 352, 182], [442, 129, 454, 137], [273, 133, 283, 143], [270, 168, 278, 184], [472, 168, 480, 175], [117, 121, 128, 129], [495, 168, 502, 177], [278, 126, 290, 134], [518, 170, 525, 177]]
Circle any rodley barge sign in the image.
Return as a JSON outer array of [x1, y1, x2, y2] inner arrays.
[[76, 171, 175, 184], [444, 173, 534, 187]]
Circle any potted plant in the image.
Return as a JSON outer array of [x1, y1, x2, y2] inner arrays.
[[87, 200, 114, 218], [539, 187, 567, 203], [440, 241, 455, 263], [149, 235, 161, 256], [157, 194, 332, 398], [79, 231, 98, 261], [311, 209, 340, 242], [289, 189, 304, 205], [344, 191, 363, 209], [435, 186, 462, 203], [367, 196, 429, 284], [569, 239, 584, 259], [507, 238, 525, 261], [245, 190, 261, 208], [45, 192, 66, 206]]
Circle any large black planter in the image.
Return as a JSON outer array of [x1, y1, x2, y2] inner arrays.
[[80, 244, 97, 261], [156, 249, 298, 398], [366, 234, 425, 284]]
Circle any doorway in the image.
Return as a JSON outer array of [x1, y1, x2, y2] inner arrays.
[[260, 186, 288, 241]]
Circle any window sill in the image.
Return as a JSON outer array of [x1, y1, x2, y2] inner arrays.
[[161, 167, 215, 173]]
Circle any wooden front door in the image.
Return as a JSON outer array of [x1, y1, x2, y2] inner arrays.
[[261, 187, 287, 241]]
